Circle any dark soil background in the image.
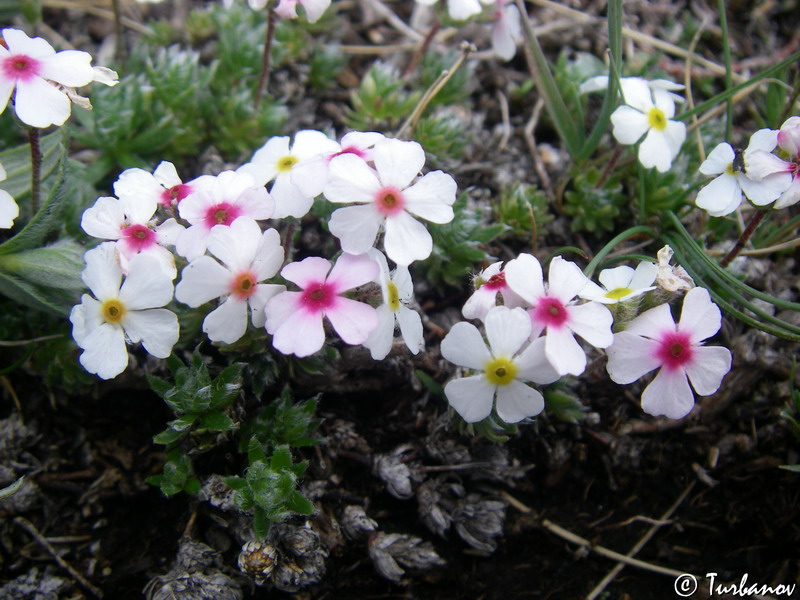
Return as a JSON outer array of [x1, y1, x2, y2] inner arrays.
[[1, 0, 800, 599]]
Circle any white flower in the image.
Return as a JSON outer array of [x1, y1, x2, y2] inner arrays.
[[606, 287, 732, 419], [462, 261, 524, 321], [580, 76, 685, 105], [0, 160, 18, 229], [175, 170, 274, 261], [290, 131, 386, 199], [324, 138, 457, 266], [363, 249, 424, 360], [416, 0, 483, 20], [81, 193, 184, 278], [487, 1, 521, 61], [695, 130, 792, 217], [69, 243, 179, 380], [274, 0, 332, 22], [0, 28, 97, 128], [609, 77, 687, 172], [579, 261, 658, 304], [175, 218, 285, 344], [238, 130, 340, 218], [744, 117, 800, 209], [505, 254, 613, 376], [114, 161, 197, 208], [440, 306, 559, 423]]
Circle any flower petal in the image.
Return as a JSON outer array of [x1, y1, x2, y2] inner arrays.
[[548, 257, 589, 303], [118, 253, 175, 310], [605, 331, 661, 384], [82, 242, 122, 301], [440, 321, 491, 370], [504, 252, 544, 304], [544, 326, 585, 376], [677, 286, 721, 344], [514, 336, 560, 384], [81, 196, 125, 240], [373, 139, 426, 190], [324, 153, 382, 205], [14, 76, 70, 128], [495, 380, 544, 423], [329, 204, 383, 255], [175, 256, 231, 307], [444, 375, 495, 423], [78, 322, 128, 380], [610, 105, 649, 145], [485, 306, 531, 357], [383, 211, 432, 266], [271, 306, 326, 357], [364, 304, 395, 360], [203, 296, 248, 344], [566, 302, 614, 349], [207, 217, 261, 272], [685, 345, 731, 396], [326, 297, 378, 345], [327, 252, 379, 293], [281, 256, 331, 289], [695, 173, 742, 217], [123, 308, 179, 357], [625, 302, 675, 339], [396, 305, 424, 354], [641, 367, 694, 419], [699, 143, 734, 175], [403, 171, 457, 224]]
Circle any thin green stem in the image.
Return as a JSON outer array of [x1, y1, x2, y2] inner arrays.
[[716, 0, 733, 140], [28, 128, 41, 213], [583, 225, 656, 277]]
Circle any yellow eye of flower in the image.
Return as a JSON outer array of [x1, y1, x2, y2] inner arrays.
[[605, 287, 633, 300], [101, 298, 126, 324], [387, 281, 400, 311], [647, 108, 667, 131], [484, 356, 518, 386], [276, 155, 298, 172]]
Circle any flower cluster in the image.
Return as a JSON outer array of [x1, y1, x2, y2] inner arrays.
[[72, 131, 451, 378], [695, 117, 799, 216], [440, 249, 732, 424]]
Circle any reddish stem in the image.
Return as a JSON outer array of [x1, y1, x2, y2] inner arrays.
[[720, 209, 766, 268]]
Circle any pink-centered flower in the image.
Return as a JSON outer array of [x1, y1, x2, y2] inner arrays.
[[505, 253, 614, 376], [265, 253, 379, 357], [0, 28, 98, 128], [81, 193, 184, 278], [114, 161, 196, 209], [483, 0, 521, 61], [238, 130, 340, 218], [441, 306, 560, 424], [606, 287, 732, 419], [69, 243, 179, 380], [176, 170, 274, 261], [745, 117, 800, 209], [175, 218, 285, 344], [290, 131, 386, 199], [324, 138, 457, 266], [462, 261, 524, 321]]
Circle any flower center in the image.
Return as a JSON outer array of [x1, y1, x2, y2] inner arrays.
[[387, 281, 400, 311], [334, 145, 366, 160], [161, 183, 191, 206], [532, 296, 569, 329], [605, 286, 633, 301], [374, 186, 405, 216], [2, 54, 41, 82], [482, 272, 506, 291], [300, 282, 335, 313], [484, 356, 518, 386], [655, 330, 694, 372], [120, 224, 156, 252], [203, 202, 242, 229], [231, 271, 258, 299], [101, 298, 126, 324], [647, 108, 667, 131], [276, 155, 298, 173]]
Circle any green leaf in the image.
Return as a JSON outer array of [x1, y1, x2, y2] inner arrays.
[[199, 411, 234, 432], [284, 490, 315, 515], [184, 476, 201, 495], [224, 476, 248, 491], [270, 445, 293, 471], [247, 437, 268, 465], [153, 427, 187, 446], [0, 270, 76, 315], [415, 370, 444, 398], [0, 240, 84, 290], [147, 374, 173, 400], [169, 413, 199, 432]]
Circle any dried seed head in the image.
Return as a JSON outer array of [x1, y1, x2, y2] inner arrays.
[[237, 541, 278, 584]]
